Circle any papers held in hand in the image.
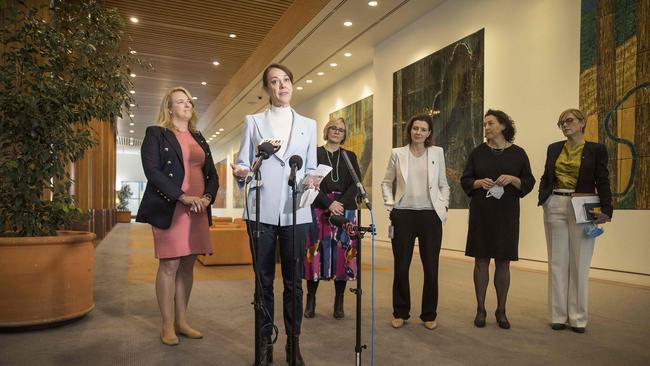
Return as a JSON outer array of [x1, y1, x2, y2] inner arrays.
[[570, 194, 600, 224], [299, 164, 333, 208]]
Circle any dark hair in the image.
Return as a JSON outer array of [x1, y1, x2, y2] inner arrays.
[[262, 63, 294, 88], [485, 109, 516, 142], [405, 114, 434, 147]]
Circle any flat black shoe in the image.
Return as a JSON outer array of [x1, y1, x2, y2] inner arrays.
[[551, 323, 566, 331], [571, 326, 586, 333], [495, 310, 510, 329], [474, 308, 486, 328]]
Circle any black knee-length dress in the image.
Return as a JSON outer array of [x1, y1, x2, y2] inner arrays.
[[460, 143, 535, 260]]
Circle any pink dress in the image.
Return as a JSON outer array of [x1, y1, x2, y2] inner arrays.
[[152, 130, 213, 259]]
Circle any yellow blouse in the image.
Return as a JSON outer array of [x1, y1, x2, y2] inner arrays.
[[554, 142, 584, 189]]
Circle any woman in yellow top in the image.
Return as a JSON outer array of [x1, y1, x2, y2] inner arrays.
[[538, 108, 612, 333]]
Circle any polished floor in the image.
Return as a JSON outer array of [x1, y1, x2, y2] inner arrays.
[[1, 223, 649, 365]]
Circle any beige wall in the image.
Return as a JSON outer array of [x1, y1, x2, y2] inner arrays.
[[210, 0, 650, 275]]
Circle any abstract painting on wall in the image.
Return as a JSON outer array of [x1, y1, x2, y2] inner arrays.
[[580, 0, 649, 209], [213, 158, 227, 208], [232, 150, 246, 209], [393, 29, 484, 209], [329, 95, 373, 202]]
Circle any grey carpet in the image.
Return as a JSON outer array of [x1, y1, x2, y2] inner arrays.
[[1, 223, 648, 366]]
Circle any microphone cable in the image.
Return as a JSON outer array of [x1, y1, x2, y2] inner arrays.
[[243, 180, 279, 346]]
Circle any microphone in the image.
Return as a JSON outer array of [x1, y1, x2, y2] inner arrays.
[[341, 150, 371, 209], [245, 141, 276, 184], [288, 155, 303, 187]]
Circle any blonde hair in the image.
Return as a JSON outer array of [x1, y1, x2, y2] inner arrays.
[[558, 108, 586, 133], [322, 117, 347, 144], [157, 86, 199, 132]]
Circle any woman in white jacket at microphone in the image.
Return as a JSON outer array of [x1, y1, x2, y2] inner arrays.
[[231, 63, 318, 366], [381, 114, 450, 331]]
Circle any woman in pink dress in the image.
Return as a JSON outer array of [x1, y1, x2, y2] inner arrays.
[[136, 86, 218, 346]]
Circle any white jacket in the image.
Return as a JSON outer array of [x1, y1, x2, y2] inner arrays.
[[381, 145, 451, 223], [236, 108, 317, 226]]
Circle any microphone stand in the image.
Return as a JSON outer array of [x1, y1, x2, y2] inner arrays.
[[289, 172, 299, 366], [340, 150, 373, 366], [252, 167, 265, 366]]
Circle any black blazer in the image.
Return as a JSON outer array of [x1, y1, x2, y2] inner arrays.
[[538, 140, 613, 218], [136, 126, 218, 229]]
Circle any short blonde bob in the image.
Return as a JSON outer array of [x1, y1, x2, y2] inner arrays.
[[156, 86, 199, 132], [558, 108, 586, 133], [322, 117, 347, 144]]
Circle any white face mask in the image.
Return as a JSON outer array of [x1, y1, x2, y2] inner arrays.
[[485, 185, 504, 199]]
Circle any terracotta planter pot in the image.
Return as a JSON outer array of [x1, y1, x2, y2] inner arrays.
[[0, 231, 95, 327], [116, 210, 132, 223]]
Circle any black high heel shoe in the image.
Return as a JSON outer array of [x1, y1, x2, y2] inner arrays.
[[474, 308, 487, 328], [285, 336, 305, 366], [495, 309, 511, 329]]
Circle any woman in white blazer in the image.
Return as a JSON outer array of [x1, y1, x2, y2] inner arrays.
[[381, 114, 450, 331], [231, 63, 317, 366]]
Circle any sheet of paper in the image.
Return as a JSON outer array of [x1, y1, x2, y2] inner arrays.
[[312, 164, 333, 178]]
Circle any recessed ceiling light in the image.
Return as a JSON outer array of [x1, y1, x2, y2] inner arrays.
[[130, 50, 137, 54], [306, 79, 313, 84], [129, 103, 135, 107], [219, 128, 224, 131], [330, 63, 338, 67], [368, 1, 378, 6], [344, 52, 352, 57], [212, 61, 220, 66], [216, 132, 221, 135], [343, 21, 352, 27], [129, 90, 135, 94], [201, 81, 207, 85], [296, 86, 303, 90], [130, 17, 139, 23], [130, 73, 136, 77], [192, 96, 198, 100], [317, 72, 324, 76], [129, 122, 134, 126], [129, 130, 134, 133], [229, 34, 236, 38], [129, 113, 134, 118]]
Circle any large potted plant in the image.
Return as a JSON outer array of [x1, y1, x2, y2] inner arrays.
[[116, 185, 133, 223], [0, 1, 140, 327]]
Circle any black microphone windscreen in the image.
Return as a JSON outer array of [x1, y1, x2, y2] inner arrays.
[[328, 215, 349, 228], [289, 155, 303, 170], [258, 141, 275, 155]]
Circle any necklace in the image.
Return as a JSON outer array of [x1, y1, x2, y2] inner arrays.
[[487, 142, 507, 155], [326, 148, 340, 182]]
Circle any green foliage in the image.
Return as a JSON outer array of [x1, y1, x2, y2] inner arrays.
[[116, 185, 133, 211], [0, 1, 143, 236]]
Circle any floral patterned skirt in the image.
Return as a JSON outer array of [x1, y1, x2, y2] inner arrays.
[[304, 192, 358, 281]]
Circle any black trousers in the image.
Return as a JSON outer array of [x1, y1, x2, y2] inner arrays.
[[247, 221, 309, 337], [390, 209, 442, 322]]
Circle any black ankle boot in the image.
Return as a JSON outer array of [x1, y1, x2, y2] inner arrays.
[[258, 336, 273, 366], [304, 293, 316, 318], [333, 293, 344, 319], [285, 336, 305, 366]]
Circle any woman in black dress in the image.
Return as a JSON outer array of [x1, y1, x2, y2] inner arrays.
[[461, 109, 535, 329]]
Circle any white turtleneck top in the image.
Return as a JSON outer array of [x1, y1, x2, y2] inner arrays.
[[269, 105, 292, 157]]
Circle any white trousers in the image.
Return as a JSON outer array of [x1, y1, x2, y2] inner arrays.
[[543, 194, 595, 327]]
